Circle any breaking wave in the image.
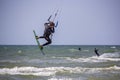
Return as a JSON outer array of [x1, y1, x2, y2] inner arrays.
[[100, 52, 120, 58], [66, 52, 120, 63], [0, 66, 120, 76]]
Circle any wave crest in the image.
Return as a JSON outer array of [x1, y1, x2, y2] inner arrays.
[[0, 66, 120, 76], [100, 52, 120, 58]]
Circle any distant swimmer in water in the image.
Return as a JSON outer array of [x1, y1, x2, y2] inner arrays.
[[78, 48, 81, 51], [94, 48, 100, 57]]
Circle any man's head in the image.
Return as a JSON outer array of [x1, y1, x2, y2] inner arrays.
[[49, 21, 55, 27]]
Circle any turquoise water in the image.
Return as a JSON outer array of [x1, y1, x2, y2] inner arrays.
[[0, 45, 120, 80]]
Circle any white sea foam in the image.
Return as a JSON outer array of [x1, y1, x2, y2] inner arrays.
[[110, 46, 116, 49], [0, 66, 120, 76], [48, 77, 72, 80], [68, 49, 79, 52], [100, 52, 120, 58], [83, 50, 89, 52], [66, 57, 105, 63], [18, 50, 22, 53], [66, 56, 120, 63], [66, 52, 120, 63], [1, 52, 120, 64], [0, 67, 56, 76]]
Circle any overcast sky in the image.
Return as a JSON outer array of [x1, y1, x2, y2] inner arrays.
[[0, 0, 120, 45]]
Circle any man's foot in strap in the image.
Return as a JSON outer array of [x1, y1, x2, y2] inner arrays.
[[35, 36, 39, 39], [40, 45, 43, 50]]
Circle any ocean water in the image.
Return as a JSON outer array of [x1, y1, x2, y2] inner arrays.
[[0, 45, 120, 80]]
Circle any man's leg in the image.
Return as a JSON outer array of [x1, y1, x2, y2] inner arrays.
[[36, 36, 45, 39], [42, 37, 52, 46]]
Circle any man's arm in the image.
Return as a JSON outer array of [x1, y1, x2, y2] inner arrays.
[[50, 27, 55, 33]]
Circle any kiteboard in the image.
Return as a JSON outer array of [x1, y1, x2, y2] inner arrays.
[[33, 30, 45, 55]]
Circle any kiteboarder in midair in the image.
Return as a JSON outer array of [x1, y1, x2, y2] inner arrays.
[[36, 21, 55, 50]]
